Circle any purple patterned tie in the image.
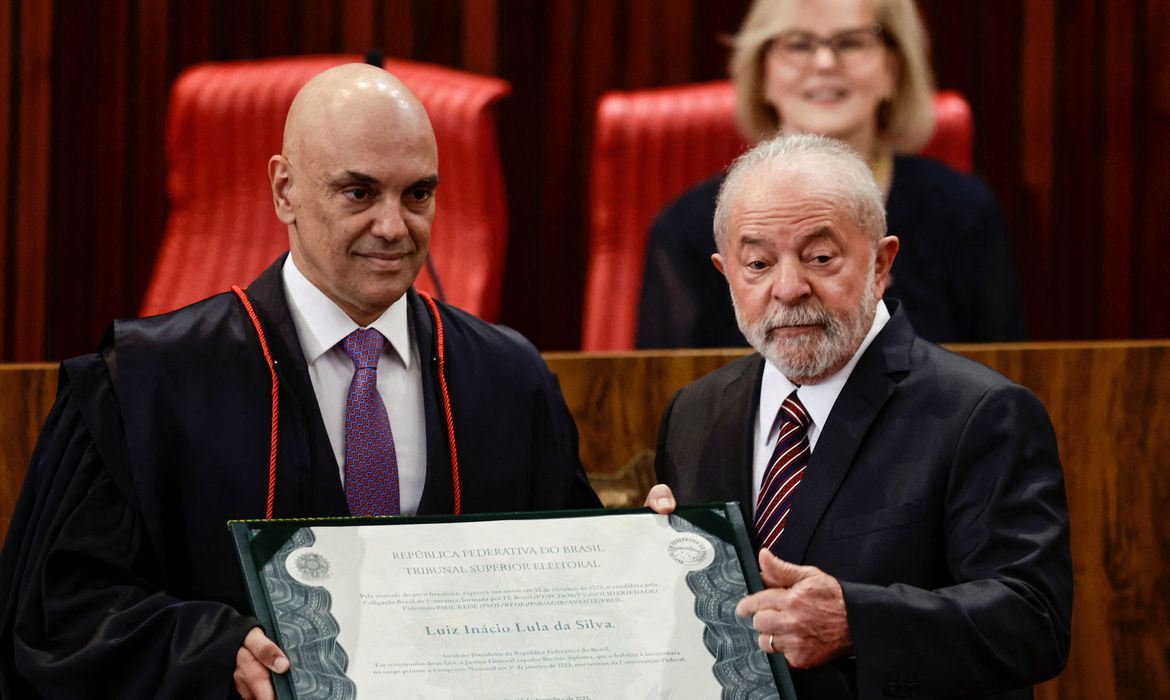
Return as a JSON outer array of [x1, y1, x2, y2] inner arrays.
[[754, 391, 811, 553], [341, 328, 400, 516]]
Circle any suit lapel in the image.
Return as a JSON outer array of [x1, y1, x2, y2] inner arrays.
[[775, 305, 915, 563], [695, 355, 764, 524], [245, 255, 349, 517]]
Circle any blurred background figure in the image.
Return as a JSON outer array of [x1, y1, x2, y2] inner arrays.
[[637, 0, 1028, 348]]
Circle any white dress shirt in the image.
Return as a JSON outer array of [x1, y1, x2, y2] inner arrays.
[[282, 256, 426, 515], [751, 301, 892, 506]]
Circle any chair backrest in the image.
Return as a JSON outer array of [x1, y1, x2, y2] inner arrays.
[[581, 81, 974, 351], [140, 55, 511, 321]]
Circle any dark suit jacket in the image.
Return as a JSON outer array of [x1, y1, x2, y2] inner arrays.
[[655, 303, 1071, 700], [0, 256, 598, 699], [637, 155, 1029, 348]]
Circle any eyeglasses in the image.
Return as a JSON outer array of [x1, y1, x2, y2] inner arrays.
[[768, 25, 887, 69]]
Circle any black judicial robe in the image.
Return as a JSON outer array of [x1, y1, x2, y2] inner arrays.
[[0, 257, 600, 699]]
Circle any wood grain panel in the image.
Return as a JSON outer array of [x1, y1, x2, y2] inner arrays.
[[0, 363, 57, 541], [545, 350, 747, 474]]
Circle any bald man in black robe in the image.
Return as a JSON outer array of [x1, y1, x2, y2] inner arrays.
[[0, 64, 598, 699]]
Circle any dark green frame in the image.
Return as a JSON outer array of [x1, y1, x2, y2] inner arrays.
[[230, 503, 796, 700]]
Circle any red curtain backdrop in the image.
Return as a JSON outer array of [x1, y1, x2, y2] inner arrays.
[[2, 0, 1169, 361]]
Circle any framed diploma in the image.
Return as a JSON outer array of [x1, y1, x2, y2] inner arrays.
[[230, 504, 797, 699]]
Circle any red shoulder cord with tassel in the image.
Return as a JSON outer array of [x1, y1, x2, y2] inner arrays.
[[418, 291, 461, 515], [231, 286, 279, 519]]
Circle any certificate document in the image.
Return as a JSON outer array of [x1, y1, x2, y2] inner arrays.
[[231, 505, 795, 700]]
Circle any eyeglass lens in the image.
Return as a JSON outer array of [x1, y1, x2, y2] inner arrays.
[[771, 26, 884, 67]]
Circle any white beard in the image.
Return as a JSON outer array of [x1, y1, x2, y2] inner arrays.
[[732, 269, 876, 384]]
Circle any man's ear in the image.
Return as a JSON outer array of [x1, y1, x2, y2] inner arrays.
[[873, 235, 899, 296], [712, 253, 726, 277], [268, 155, 296, 225]]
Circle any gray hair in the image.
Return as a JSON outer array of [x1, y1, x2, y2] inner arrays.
[[713, 133, 887, 252]]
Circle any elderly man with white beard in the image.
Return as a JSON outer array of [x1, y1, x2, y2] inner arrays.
[[645, 134, 1071, 700]]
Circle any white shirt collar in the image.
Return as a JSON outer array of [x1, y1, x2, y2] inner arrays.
[[758, 300, 891, 449], [281, 255, 413, 369]]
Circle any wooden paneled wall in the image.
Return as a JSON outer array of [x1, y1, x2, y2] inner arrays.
[[1, 1, 1169, 361], [3, 341, 1169, 698], [0, 364, 57, 534]]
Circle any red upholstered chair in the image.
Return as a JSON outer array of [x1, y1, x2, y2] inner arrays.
[[140, 55, 511, 321], [581, 81, 974, 351]]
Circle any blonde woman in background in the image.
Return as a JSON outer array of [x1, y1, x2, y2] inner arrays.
[[637, 0, 1027, 348]]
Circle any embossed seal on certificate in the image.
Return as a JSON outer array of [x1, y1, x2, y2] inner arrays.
[[667, 535, 715, 570], [293, 550, 332, 582]]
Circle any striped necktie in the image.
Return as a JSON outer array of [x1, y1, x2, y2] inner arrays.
[[754, 391, 811, 553], [340, 328, 401, 516]]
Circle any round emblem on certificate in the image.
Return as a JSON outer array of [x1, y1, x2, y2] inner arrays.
[[667, 535, 715, 570], [292, 550, 332, 582]]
